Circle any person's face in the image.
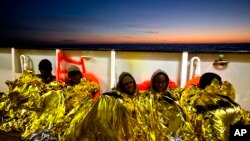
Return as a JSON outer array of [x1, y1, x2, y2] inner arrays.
[[123, 81, 135, 95], [153, 74, 168, 92], [68, 72, 82, 84], [40, 69, 51, 78]]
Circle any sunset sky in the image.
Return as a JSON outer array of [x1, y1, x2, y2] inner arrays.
[[0, 0, 250, 45]]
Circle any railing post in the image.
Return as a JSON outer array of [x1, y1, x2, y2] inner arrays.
[[180, 51, 188, 88]]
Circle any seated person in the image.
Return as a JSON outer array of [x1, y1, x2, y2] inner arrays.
[[116, 72, 137, 97], [180, 72, 244, 141], [79, 72, 138, 140], [148, 69, 197, 140], [66, 65, 83, 86], [104, 72, 138, 98], [150, 69, 176, 100], [199, 72, 222, 89], [37, 59, 56, 84]]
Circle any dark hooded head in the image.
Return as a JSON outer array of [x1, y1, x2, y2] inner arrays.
[[151, 69, 169, 93], [39, 59, 52, 78], [117, 72, 136, 95], [67, 65, 83, 85], [199, 72, 222, 89]]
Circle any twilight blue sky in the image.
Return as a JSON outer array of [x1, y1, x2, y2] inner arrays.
[[0, 0, 250, 45]]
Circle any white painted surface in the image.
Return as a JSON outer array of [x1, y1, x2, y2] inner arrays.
[[189, 56, 201, 80], [180, 52, 188, 88], [61, 50, 111, 93], [110, 50, 116, 89], [11, 48, 15, 80], [1, 48, 250, 110], [115, 51, 182, 85], [188, 53, 250, 110], [14, 49, 57, 75], [0, 48, 12, 92]]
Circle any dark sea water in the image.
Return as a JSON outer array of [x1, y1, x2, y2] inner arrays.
[[2, 43, 250, 52]]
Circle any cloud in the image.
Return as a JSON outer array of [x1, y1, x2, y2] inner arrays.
[[119, 35, 135, 39], [144, 31, 159, 34], [125, 24, 158, 29], [161, 39, 168, 42]]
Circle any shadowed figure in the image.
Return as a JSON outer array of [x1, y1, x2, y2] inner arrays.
[[180, 72, 245, 141], [66, 65, 83, 86], [37, 59, 55, 84]]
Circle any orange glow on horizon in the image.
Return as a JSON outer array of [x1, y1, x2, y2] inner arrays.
[[75, 34, 250, 44], [34, 30, 250, 44]]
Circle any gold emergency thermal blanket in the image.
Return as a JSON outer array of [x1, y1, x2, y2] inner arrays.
[[80, 91, 197, 141], [0, 70, 99, 141], [180, 80, 247, 141]]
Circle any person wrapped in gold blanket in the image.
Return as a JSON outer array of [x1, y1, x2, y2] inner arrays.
[[80, 72, 142, 140], [0, 70, 99, 141], [80, 71, 197, 141], [180, 72, 246, 141], [142, 69, 197, 141]]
